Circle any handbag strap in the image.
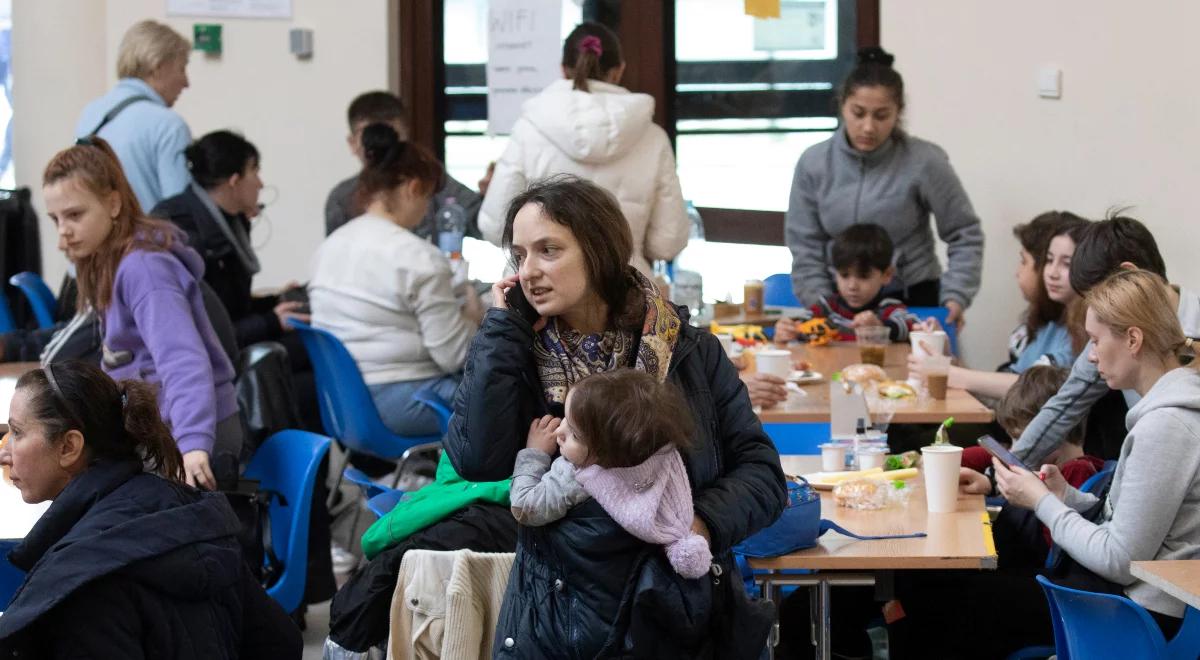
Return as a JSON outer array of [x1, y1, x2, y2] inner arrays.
[[819, 519, 927, 541]]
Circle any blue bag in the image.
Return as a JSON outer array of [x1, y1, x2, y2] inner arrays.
[[733, 478, 927, 558]]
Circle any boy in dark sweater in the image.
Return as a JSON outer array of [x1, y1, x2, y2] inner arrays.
[[775, 223, 918, 342]]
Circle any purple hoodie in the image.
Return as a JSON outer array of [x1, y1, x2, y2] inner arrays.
[[102, 235, 237, 456]]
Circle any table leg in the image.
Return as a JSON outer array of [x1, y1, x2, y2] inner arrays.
[[816, 578, 832, 660]]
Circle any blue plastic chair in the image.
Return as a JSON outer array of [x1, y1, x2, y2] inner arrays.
[[764, 423, 830, 456], [1034, 574, 1200, 660], [0, 286, 15, 333], [0, 539, 23, 609], [9, 272, 55, 329], [242, 429, 331, 614], [763, 273, 802, 308], [289, 321, 449, 465], [908, 306, 959, 356], [367, 489, 405, 518]]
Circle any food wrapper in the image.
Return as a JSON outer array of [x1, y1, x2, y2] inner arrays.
[[833, 477, 914, 510]]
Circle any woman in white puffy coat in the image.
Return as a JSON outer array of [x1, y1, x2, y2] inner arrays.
[[479, 22, 690, 276]]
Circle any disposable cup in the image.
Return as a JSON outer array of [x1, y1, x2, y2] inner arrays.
[[715, 333, 734, 357], [756, 349, 793, 380], [910, 331, 947, 357], [921, 445, 964, 513], [857, 446, 889, 471], [819, 443, 847, 472]]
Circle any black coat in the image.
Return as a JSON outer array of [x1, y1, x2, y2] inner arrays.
[[152, 187, 282, 349], [445, 308, 787, 659], [0, 460, 301, 660]]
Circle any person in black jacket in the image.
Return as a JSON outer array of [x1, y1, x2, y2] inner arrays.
[[445, 176, 787, 659], [151, 130, 309, 348], [0, 361, 301, 659]]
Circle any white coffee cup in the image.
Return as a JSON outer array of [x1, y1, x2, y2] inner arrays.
[[755, 349, 792, 380], [910, 330, 948, 357], [819, 443, 847, 472], [921, 445, 964, 513], [715, 333, 734, 357], [857, 446, 889, 471]]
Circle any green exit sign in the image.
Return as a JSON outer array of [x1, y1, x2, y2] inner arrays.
[[193, 24, 222, 55]]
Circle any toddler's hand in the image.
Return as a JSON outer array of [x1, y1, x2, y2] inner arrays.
[[526, 415, 561, 455], [852, 311, 883, 328]]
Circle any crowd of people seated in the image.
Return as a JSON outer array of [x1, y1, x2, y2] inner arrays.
[[0, 16, 1196, 660]]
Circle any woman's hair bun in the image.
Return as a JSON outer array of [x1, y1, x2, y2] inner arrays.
[[856, 46, 895, 68], [361, 122, 401, 168]]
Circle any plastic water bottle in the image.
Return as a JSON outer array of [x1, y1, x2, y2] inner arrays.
[[436, 197, 466, 259]]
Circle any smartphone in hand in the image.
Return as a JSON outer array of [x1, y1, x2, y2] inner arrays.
[[505, 280, 540, 326], [977, 435, 1029, 471]]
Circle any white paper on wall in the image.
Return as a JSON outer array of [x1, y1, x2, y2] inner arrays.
[[486, 0, 563, 135], [167, 0, 292, 19]]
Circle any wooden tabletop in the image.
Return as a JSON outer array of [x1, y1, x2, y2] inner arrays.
[[1130, 560, 1200, 611], [745, 343, 994, 425], [0, 362, 39, 434], [748, 455, 998, 571]]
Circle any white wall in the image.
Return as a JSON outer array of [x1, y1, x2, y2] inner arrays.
[[883, 1, 1200, 368], [14, 0, 393, 290]]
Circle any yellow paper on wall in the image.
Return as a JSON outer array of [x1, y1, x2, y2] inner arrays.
[[744, 0, 781, 19]]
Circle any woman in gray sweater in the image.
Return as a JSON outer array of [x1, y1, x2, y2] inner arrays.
[[996, 269, 1200, 632], [785, 47, 984, 327]]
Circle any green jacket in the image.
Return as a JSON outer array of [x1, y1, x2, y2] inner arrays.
[[360, 452, 512, 559]]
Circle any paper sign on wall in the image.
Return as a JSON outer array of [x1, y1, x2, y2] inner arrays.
[[487, 0, 563, 135], [167, 0, 292, 19]]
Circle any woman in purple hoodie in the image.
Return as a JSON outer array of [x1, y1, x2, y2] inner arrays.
[[41, 137, 240, 491]]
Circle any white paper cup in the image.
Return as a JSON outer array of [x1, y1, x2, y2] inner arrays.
[[756, 349, 792, 379], [857, 447, 889, 471], [921, 445, 963, 513], [910, 331, 948, 357], [819, 443, 847, 472], [716, 333, 734, 357]]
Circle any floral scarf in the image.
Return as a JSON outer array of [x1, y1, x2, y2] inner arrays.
[[533, 270, 681, 406]]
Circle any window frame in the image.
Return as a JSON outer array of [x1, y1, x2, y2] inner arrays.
[[399, 0, 879, 245]]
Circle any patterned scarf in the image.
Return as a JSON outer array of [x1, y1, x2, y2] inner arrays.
[[533, 270, 681, 405]]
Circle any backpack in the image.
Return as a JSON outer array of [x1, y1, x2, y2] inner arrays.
[[223, 478, 286, 588]]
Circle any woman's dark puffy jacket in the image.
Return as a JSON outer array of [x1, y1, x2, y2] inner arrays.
[[0, 459, 301, 660], [445, 307, 787, 659]]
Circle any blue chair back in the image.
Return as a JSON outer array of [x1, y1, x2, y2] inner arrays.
[[242, 429, 331, 614], [1035, 575, 1167, 659], [908, 306, 959, 356], [0, 540, 23, 609], [763, 273, 802, 307], [764, 423, 830, 456], [289, 321, 444, 459], [8, 272, 56, 329], [0, 286, 15, 333], [367, 489, 405, 518]]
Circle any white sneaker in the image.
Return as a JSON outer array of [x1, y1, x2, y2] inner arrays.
[[330, 544, 358, 575]]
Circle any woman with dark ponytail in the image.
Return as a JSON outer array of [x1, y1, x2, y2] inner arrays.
[[310, 123, 485, 437], [0, 361, 301, 659], [785, 46, 985, 327], [478, 21, 690, 277], [152, 130, 310, 349]]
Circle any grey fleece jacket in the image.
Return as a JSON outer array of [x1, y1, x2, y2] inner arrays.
[[509, 448, 589, 526], [1034, 367, 1200, 617], [784, 126, 984, 308], [1013, 286, 1200, 465]]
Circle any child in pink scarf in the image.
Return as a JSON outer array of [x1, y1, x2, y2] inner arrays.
[[509, 369, 712, 578]]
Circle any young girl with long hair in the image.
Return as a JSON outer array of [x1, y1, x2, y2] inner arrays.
[[41, 138, 240, 490]]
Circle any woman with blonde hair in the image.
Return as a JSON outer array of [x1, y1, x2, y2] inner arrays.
[[42, 137, 240, 491], [76, 19, 192, 209]]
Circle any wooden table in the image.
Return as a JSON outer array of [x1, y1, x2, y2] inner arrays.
[[746, 343, 994, 425], [1131, 560, 1200, 611], [0, 362, 39, 433], [753, 455, 997, 659]]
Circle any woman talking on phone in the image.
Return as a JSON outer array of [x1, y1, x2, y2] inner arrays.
[[446, 175, 786, 658]]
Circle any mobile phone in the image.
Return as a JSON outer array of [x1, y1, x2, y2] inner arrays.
[[504, 280, 540, 326], [977, 435, 1028, 471]]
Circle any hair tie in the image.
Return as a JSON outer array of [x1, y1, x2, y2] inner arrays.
[[75, 136, 95, 147], [578, 35, 603, 57]]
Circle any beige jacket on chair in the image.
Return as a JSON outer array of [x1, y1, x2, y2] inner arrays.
[[388, 549, 516, 660]]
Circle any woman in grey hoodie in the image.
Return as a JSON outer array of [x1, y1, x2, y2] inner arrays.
[[785, 47, 984, 326], [996, 269, 1200, 633]]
